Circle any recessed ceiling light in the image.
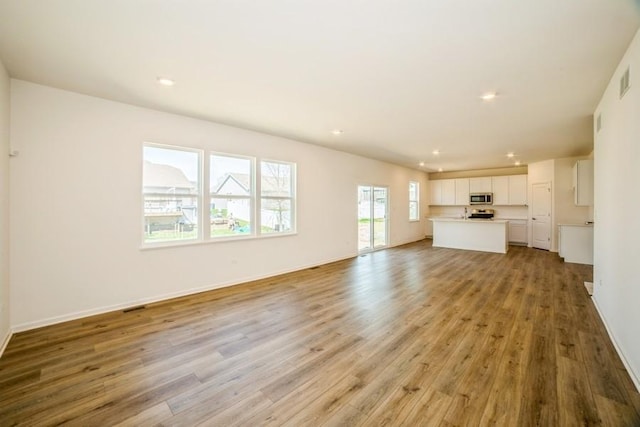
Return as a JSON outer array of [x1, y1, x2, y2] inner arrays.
[[432, 149, 440, 155], [331, 129, 344, 135], [480, 92, 497, 101], [157, 77, 175, 86], [438, 168, 443, 172], [507, 152, 515, 158], [515, 161, 521, 166], [419, 161, 425, 167]]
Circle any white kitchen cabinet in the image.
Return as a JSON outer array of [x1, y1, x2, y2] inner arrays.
[[558, 224, 593, 265], [508, 175, 528, 205], [508, 220, 528, 244], [430, 179, 456, 205], [573, 159, 594, 206], [430, 180, 442, 205], [434, 174, 526, 206], [441, 179, 456, 205], [469, 177, 492, 193], [491, 176, 509, 205], [491, 175, 527, 205], [454, 178, 470, 206]]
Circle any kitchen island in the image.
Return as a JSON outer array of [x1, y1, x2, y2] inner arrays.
[[430, 218, 509, 254]]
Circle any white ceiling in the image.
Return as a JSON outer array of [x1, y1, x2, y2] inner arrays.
[[0, 0, 638, 172]]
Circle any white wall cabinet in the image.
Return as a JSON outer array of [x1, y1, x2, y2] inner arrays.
[[469, 177, 492, 193], [573, 159, 594, 206], [491, 176, 509, 205], [430, 180, 442, 206], [454, 178, 470, 206], [441, 179, 456, 205], [431, 174, 526, 206], [491, 175, 527, 205], [508, 220, 528, 244], [508, 175, 528, 205], [430, 179, 456, 205]]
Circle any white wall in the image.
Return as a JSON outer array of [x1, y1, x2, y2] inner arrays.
[[593, 28, 640, 390], [9, 80, 428, 330], [0, 59, 10, 352]]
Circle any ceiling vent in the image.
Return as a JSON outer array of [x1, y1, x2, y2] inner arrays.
[[596, 113, 602, 132], [620, 67, 631, 99]]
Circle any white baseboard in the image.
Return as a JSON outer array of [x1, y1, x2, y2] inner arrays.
[[11, 252, 359, 333], [0, 328, 12, 358], [10, 237, 428, 334], [584, 281, 594, 296], [592, 297, 640, 393]]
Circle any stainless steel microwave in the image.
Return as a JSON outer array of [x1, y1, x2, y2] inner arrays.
[[470, 193, 493, 205]]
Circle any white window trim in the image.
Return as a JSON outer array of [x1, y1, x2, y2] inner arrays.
[[409, 181, 420, 222], [142, 143, 203, 246], [142, 143, 297, 248]]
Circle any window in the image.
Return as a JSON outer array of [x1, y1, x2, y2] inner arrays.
[[143, 145, 201, 243], [210, 154, 254, 238], [260, 160, 295, 234], [143, 143, 296, 246], [409, 181, 419, 221]]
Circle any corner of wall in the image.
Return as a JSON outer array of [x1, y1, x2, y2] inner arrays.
[[0, 59, 12, 357], [591, 26, 640, 393]]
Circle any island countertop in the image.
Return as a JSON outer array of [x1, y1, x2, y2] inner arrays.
[[429, 217, 509, 254], [430, 218, 509, 224]]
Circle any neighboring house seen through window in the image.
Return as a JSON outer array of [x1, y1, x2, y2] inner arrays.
[[143, 145, 201, 244], [210, 154, 254, 238], [409, 181, 419, 221], [143, 143, 296, 246]]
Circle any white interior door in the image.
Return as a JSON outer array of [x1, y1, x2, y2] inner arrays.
[[531, 182, 551, 250]]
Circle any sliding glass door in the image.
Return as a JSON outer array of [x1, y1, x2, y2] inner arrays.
[[357, 185, 388, 253]]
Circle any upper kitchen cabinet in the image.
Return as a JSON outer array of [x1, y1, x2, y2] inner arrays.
[[573, 159, 594, 206], [431, 174, 526, 206], [454, 178, 470, 206], [491, 175, 527, 205], [469, 177, 492, 193], [441, 179, 456, 205], [430, 179, 456, 205], [430, 180, 442, 205], [508, 175, 528, 205], [491, 176, 509, 205]]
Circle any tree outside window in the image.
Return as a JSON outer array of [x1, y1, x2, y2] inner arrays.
[[261, 161, 295, 233]]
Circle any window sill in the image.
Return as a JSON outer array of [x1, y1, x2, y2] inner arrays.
[[140, 231, 298, 251]]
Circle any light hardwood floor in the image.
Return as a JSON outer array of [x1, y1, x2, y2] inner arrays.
[[1, 240, 639, 426]]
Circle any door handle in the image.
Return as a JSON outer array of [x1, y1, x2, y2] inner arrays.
[[532, 218, 536, 220]]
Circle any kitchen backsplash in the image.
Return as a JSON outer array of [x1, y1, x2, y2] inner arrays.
[[429, 205, 528, 219]]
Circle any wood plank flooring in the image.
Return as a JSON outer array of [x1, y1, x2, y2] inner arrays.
[[1, 240, 639, 426]]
